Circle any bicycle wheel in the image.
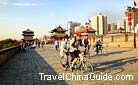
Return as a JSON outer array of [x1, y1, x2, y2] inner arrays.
[[60, 55, 71, 66], [81, 61, 94, 75], [86, 50, 90, 59], [89, 47, 97, 56], [60, 56, 64, 64]]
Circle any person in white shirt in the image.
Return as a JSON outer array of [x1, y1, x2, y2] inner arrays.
[[60, 36, 69, 68]]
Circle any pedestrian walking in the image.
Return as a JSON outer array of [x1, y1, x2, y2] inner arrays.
[[38, 41, 41, 48], [41, 41, 45, 48], [54, 39, 59, 50]]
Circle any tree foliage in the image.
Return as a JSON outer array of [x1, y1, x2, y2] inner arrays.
[[0, 39, 18, 50]]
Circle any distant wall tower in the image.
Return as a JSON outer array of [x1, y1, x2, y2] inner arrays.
[[22, 29, 34, 42]]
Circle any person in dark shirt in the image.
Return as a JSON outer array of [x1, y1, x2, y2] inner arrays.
[[95, 37, 102, 52], [69, 32, 84, 71], [38, 41, 41, 48]]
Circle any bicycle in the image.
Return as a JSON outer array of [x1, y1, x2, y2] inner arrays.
[[60, 53, 94, 75], [98, 46, 108, 55], [91, 44, 108, 56]]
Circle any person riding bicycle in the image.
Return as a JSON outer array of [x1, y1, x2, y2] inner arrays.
[[95, 37, 102, 52], [69, 32, 84, 71], [82, 34, 90, 55], [60, 36, 69, 68]]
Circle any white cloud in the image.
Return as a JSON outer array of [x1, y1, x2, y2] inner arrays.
[[0, 0, 13, 5], [13, 2, 38, 6], [0, 0, 39, 6]]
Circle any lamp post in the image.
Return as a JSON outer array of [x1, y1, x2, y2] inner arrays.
[[132, 8, 136, 48], [126, 6, 136, 48]]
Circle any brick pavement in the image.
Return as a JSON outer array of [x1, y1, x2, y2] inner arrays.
[[0, 47, 67, 85], [0, 45, 138, 85], [36, 45, 138, 85]]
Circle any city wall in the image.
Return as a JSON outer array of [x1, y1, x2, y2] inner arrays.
[[90, 33, 138, 48], [0, 46, 20, 65]]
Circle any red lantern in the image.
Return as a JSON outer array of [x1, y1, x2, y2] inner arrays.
[[127, 12, 132, 26], [128, 21, 132, 26], [127, 12, 132, 17], [128, 17, 131, 21]]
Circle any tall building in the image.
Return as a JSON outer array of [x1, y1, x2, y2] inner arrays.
[[108, 23, 116, 32], [67, 21, 81, 37], [89, 13, 107, 35], [108, 24, 111, 32], [117, 19, 126, 30]]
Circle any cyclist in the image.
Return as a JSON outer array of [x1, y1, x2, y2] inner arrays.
[[82, 34, 90, 55], [60, 36, 69, 68], [95, 37, 102, 52], [69, 32, 84, 72]]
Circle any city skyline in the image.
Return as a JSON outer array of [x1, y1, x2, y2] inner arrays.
[[0, 0, 136, 40]]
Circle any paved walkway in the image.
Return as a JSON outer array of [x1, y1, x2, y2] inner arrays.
[[0, 45, 138, 85], [0, 46, 67, 85]]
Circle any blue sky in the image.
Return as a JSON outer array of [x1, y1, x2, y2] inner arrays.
[[0, 0, 135, 40]]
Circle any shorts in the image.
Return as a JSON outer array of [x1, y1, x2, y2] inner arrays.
[[70, 50, 81, 62]]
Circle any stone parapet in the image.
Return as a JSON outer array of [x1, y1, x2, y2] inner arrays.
[[0, 46, 20, 65]]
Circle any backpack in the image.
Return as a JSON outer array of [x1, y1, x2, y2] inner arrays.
[[71, 38, 83, 48], [71, 38, 76, 47]]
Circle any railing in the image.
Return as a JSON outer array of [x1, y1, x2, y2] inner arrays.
[[0, 45, 20, 65]]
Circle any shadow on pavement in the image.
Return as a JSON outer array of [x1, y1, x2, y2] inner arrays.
[[0, 48, 68, 85], [91, 50, 132, 57], [93, 57, 138, 75]]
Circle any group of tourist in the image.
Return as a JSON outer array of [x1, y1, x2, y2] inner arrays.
[[20, 40, 46, 53], [20, 42, 30, 53], [56, 32, 102, 71], [56, 33, 89, 71], [34, 41, 45, 48]]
